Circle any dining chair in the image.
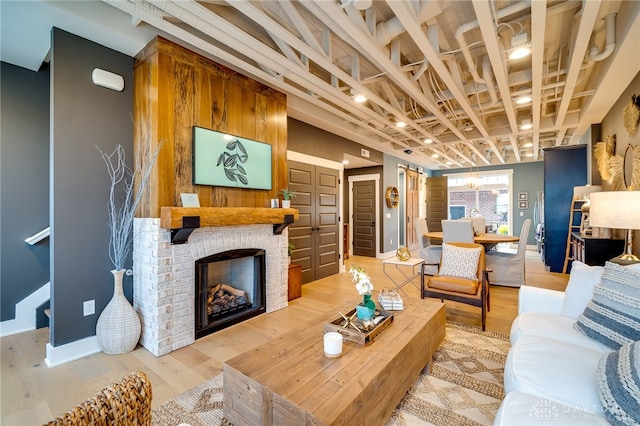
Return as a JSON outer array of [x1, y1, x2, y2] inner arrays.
[[485, 219, 532, 287], [441, 219, 475, 243], [461, 217, 486, 235], [421, 242, 491, 330], [414, 217, 442, 276]]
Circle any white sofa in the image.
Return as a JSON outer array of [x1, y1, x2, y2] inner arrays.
[[495, 261, 640, 426]]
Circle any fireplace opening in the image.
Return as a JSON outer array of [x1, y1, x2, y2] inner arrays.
[[195, 248, 266, 339]]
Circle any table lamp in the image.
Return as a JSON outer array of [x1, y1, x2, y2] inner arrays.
[[589, 191, 640, 265]]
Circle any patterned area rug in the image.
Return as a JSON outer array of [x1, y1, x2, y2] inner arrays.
[[151, 323, 510, 426]]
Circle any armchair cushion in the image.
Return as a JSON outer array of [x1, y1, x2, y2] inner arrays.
[[438, 243, 482, 279], [574, 262, 640, 350], [561, 261, 604, 318], [598, 340, 640, 426], [428, 275, 479, 295]]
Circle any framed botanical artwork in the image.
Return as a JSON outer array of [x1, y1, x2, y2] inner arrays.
[[518, 200, 528, 209], [518, 192, 528, 201]]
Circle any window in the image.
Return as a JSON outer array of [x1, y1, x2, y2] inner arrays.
[[446, 170, 513, 234]]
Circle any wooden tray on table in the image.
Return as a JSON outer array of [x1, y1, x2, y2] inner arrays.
[[323, 308, 394, 345]]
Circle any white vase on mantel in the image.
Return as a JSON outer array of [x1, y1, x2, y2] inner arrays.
[[96, 269, 141, 354], [282, 200, 291, 208]]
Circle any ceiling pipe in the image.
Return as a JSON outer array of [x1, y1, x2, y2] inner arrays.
[[589, 13, 616, 62], [375, 3, 434, 47], [455, 1, 531, 84]]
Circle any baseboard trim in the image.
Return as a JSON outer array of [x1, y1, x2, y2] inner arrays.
[[0, 282, 50, 337], [45, 336, 101, 368]]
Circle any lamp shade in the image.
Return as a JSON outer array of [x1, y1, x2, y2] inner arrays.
[[589, 191, 640, 230]]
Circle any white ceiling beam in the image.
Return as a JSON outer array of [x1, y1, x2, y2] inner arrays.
[[486, 139, 506, 164], [530, 0, 546, 161], [568, 0, 640, 144], [227, 0, 441, 149], [387, 1, 491, 138], [303, 1, 469, 142], [279, 0, 325, 55], [472, 0, 519, 135], [509, 137, 522, 163], [554, 1, 600, 129], [466, 142, 492, 166], [116, 0, 423, 161]]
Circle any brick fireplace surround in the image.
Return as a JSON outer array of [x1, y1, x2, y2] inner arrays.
[[133, 218, 289, 356]]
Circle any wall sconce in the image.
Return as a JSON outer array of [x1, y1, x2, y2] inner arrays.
[[91, 68, 124, 92]]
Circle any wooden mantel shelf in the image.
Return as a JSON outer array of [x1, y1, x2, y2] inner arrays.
[[160, 207, 299, 229]]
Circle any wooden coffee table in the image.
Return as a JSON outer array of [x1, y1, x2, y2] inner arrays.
[[223, 297, 446, 425]]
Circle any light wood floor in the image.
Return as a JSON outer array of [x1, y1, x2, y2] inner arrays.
[[1, 249, 567, 425]]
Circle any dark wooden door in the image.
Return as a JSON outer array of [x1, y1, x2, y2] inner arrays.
[[426, 176, 448, 232], [406, 169, 420, 250], [315, 166, 340, 280], [353, 180, 376, 257], [288, 161, 339, 283]]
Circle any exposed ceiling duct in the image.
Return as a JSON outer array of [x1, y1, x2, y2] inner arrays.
[[2, 0, 638, 170]]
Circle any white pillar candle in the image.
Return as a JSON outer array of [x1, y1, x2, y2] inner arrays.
[[323, 332, 343, 358]]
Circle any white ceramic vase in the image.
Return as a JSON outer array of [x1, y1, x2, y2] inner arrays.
[[96, 269, 141, 354], [282, 200, 291, 208]]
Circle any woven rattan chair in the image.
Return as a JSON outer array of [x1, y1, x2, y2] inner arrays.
[[414, 217, 442, 276], [46, 371, 152, 426], [485, 219, 531, 288], [421, 242, 491, 330], [441, 219, 475, 243]]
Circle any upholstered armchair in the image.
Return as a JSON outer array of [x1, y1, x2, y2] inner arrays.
[[486, 219, 531, 287], [441, 219, 475, 243], [46, 371, 152, 425], [421, 242, 491, 330], [414, 217, 442, 276]]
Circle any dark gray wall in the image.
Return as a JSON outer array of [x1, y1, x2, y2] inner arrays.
[[1, 62, 50, 321], [432, 161, 544, 245], [288, 117, 384, 165], [50, 28, 134, 346]]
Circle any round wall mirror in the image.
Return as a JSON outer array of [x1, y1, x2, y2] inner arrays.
[[623, 145, 634, 188]]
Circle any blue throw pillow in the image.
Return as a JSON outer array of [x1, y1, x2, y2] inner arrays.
[[573, 262, 640, 350], [597, 340, 640, 426]]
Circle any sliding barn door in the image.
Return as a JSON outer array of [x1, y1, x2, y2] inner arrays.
[[406, 169, 420, 250], [426, 176, 448, 232]]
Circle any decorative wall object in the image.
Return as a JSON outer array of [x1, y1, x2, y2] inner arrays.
[[623, 94, 640, 136], [594, 134, 616, 181]]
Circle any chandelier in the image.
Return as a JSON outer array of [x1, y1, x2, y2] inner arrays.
[[465, 156, 482, 189]]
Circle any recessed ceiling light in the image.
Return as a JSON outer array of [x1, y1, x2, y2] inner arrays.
[[431, 153, 439, 159], [509, 33, 531, 60], [424, 138, 433, 144], [353, 94, 367, 103], [520, 118, 533, 130], [445, 161, 452, 165], [524, 152, 534, 157], [463, 122, 474, 132], [516, 95, 532, 104], [396, 121, 407, 128], [523, 141, 533, 148]]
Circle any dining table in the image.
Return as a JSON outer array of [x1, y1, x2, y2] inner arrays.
[[425, 231, 519, 251]]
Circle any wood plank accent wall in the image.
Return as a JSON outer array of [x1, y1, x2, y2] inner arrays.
[[133, 36, 287, 218]]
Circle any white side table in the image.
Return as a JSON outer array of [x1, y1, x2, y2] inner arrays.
[[382, 257, 425, 296]]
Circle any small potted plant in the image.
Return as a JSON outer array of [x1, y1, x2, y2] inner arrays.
[[281, 188, 296, 208], [288, 241, 295, 264]]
